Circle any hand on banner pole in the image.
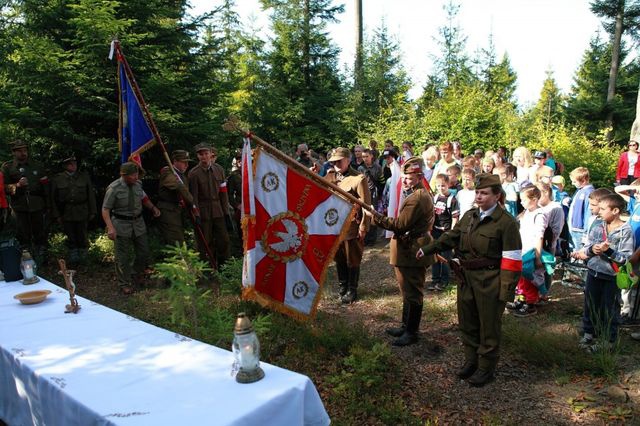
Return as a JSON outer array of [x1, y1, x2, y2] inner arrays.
[[363, 205, 382, 220]]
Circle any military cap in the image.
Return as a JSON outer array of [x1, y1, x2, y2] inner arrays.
[[194, 143, 212, 153], [171, 150, 192, 162], [328, 147, 351, 162], [120, 162, 140, 176], [475, 173, 501, 189], [401, 156, 424, 175], [62, 155, 77, 164], [10, 140, 28, 151]]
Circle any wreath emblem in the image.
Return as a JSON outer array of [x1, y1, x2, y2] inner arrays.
[[292, 281, 310, 299], [324, 208, 339, 226], [261, 172, 279, 192]]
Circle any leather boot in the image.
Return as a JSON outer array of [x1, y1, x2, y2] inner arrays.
[[386, 303, 409, 337], [336, 262, 349, 298], [467, 368, 495, 387], [341, 267, 360, 304], [456, 361, 478, 380], [392, 303, 422, 346]]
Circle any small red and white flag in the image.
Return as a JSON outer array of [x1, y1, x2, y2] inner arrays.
[[241, 141, 354, 320]]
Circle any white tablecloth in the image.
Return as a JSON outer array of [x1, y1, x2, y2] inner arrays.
[[0, 278, 330, 426]]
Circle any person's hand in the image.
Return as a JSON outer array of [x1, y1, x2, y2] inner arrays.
[[106, 225, 116, 241], [17, 177, 28, 188], [151, 206, 161, 218], [436, 254, 448, 264], [571, 250, 587, 260], [358, 228, 366, 241], [592, 243, 605, 255], [416, 248, 424, 259]]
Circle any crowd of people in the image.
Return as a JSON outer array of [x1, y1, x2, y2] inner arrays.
[[2, 135, 640, 388]]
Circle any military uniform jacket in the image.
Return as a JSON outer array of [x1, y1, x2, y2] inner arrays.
[[188, 162, 229, 219], [102, 178, 147, 237], [51, 170, 96, 221], [325, 167, 371, 240], [227, 169, 242, 209], [375, 185, 436, 268], [157, 166, 193, 212], [421, 205, 522, 301], [2, 159, 49, 212]]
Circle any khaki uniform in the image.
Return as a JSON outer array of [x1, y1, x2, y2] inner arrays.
[[157, 166, 193, 246], [51, 170, 96, 259], [374, 183, 436, 340], [421, 206, 522, 371], [102, 178, 150, 288], [325, 167, 371, 302], [2, 159, 50, 252], [188, 162, 230, 266]]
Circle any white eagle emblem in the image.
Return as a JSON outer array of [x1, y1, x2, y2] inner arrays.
[[270, 219, 302, 253]]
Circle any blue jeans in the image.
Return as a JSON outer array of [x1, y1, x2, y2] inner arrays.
[[431, 228, 451, 285], [582, 271, 620, 341], [570, 230, 586, 251]]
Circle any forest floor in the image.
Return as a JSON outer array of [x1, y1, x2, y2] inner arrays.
[[38, 234, 640, 426]]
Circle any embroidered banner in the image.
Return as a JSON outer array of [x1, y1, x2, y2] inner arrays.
[[241, 143, 354, 320]]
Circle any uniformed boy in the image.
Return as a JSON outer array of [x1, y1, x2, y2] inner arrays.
[[51, 155, 96, 263]]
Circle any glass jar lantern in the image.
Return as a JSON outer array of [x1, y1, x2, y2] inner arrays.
[[21, 250, 39, 285], [232, 313, 265, 383]]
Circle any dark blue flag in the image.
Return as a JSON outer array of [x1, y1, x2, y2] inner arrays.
[[118, 61, 155, 164]]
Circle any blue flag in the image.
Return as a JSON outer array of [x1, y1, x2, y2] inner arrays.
[[118, 61, 155, 164]]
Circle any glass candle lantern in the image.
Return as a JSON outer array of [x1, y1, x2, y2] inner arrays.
[[232, 313, 265, 383], [21, 250, 39, 285]]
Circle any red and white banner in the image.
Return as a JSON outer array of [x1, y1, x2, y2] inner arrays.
[[241, 143, 354, 320]]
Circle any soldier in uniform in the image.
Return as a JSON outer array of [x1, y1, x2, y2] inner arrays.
[[417, 174, 522, 387], [51, 155, 96, 263], [102, 162, 161, 295], [157, 150, 196, 246], [325, 147, 371, 304], [2, 140, 50, 258], [369, 157, 436, 346], [188, 143, 231, 268], [227, 149, 243, 242]]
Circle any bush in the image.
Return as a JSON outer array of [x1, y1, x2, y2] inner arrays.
[[88, 232, 114, 263]]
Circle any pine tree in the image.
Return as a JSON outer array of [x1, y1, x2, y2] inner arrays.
[[531, 69, 564, 127]]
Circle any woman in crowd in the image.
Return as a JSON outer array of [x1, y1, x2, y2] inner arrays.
[[512, 146, 533, 186], [616, 139, 640, 186]]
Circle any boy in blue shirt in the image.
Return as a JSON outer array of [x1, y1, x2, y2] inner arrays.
[[567, 167, 594, 250]]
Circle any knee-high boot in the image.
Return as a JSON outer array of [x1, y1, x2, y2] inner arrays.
[[392, 302, 422, 346], [341, 267, 360, 304], [336, 262, 349, 298], [386, 302, 409, 337]]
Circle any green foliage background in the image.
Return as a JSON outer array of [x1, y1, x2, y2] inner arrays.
[[0, 0, 637, 187]]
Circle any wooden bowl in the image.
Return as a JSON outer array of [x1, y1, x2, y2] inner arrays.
[[14, 290, 52, 305]]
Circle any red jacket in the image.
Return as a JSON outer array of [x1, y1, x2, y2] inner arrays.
[[0, 172, 7, 208], [616, 151, 640, 181]]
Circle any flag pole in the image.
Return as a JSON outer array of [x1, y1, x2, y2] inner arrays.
[[113, 40, 218, 270], [223, 118, 375, 212]]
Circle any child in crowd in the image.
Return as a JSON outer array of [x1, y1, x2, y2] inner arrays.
[[567, 167, 595, 250], [571, 193, 634, 351], [509, 186, 546, 317], [501, 163, 519, 217], [536, 182, 565, 300], [456, 168, 476, 218], [462, 155, 476, 172], [429, 174, 460, 291], [481, 157, 495, 174], [551, 175, 571, 217], [446, 165, 462, 196], [614, 180, 640, 322]]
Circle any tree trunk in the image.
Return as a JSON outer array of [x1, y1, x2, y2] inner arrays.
[[631, 79, 640, 142], [303, 0, 311, 88], [354, 0, 363, 88], [605, 0, 624, 139]]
